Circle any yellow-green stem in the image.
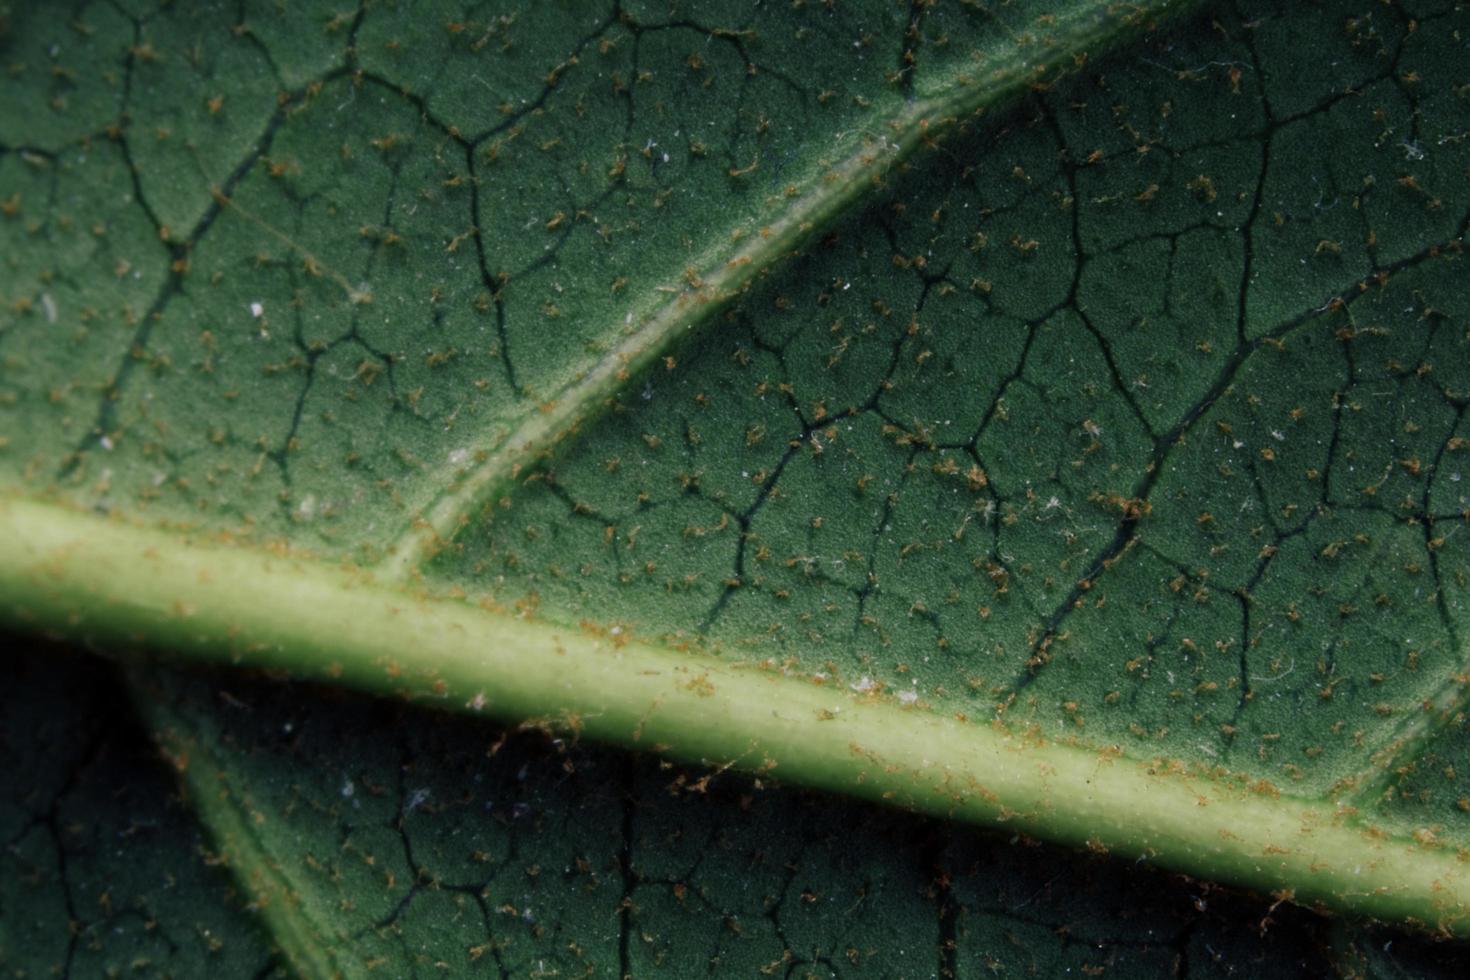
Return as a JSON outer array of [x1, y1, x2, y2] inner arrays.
[[4, 496, 1469, 941]]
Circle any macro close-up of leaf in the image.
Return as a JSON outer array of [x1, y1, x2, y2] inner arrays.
[[2, 0, 1470, 977]]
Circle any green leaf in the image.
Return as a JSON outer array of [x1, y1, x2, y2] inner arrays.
[[12, 640, 1461, 978], [3, 0, 1470, 975], [2, 643, 285, 976]]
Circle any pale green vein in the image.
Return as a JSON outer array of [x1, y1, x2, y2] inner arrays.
[[1340, 663, 1470, 809], [128, 670, 351, 980], [5, 496, 1470, 945], [381, 0, 1200, 580]]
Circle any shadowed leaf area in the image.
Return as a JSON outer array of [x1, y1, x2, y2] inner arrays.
[[2, 0, 1470, 975], [6, 643, 1462, 979]]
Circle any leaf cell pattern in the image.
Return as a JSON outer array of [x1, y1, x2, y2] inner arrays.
[[4, 0, 1470, 973]]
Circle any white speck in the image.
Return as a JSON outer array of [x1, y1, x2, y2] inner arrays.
[[406, 787, 431, 813], [625, 312, 633, 325], [850, 675, 876, 693], [467, 692, 487, 711], [340, 777, 355, 798], [294, 494, 317, 520], [249, 301, 264, 317], [99, 435, 114, 451], [40, 293, 57, 323], [661, 152, 670, 163], [609, 625, 623, 636], [449, 447, 469, 465], [1271, 429, 1285, 441], [897, 689, 919, 705]]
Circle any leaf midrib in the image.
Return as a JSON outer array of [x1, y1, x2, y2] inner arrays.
[[5, 495, 1470, 951]]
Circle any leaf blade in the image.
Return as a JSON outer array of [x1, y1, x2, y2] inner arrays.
[[6, 495, 1470, 935]]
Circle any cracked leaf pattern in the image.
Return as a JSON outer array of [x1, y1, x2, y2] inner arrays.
[[450, 0, 1470, 811], [3, 0, 1470, 975], [1, 647, 284, 977], [4, 0, 1091, 551], [133, 661, 1470, 978]]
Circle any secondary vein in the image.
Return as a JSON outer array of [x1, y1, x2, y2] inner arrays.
[[380, 0, 1199, 580]]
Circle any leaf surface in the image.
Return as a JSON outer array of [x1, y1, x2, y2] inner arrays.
[[3, 0, 1470, 975], [1, 644, 283, 976]]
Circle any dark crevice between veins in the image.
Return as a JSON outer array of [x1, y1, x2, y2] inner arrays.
[[761, 856, 802, 978], [228, 0, 290, 91], [363, 729, 427, 934], [1039, 98, 1159, 442], [1221, 504, 1324, 753], [266, 135, 430, 501], [898, 0, 927, 102], [925, 832, 960, 980], [456, 7, 622, 396], [1422, 401, 1470, 661], [617, 753, 638, 980], [57, 63, 354, 483], [697, 259, 942, 636], [112, 16, 169, 238], [45, 727, 112, 980], [1006, 82, 1470, 693], [464, 141, 519, 394], [265, 260, 316, 495], [331, 67, 531, 401], [853, 447, 922, 640], [1352, 397, 1470, 803]]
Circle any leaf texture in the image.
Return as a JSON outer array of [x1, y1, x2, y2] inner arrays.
[[3, 0, 1470, 974]]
